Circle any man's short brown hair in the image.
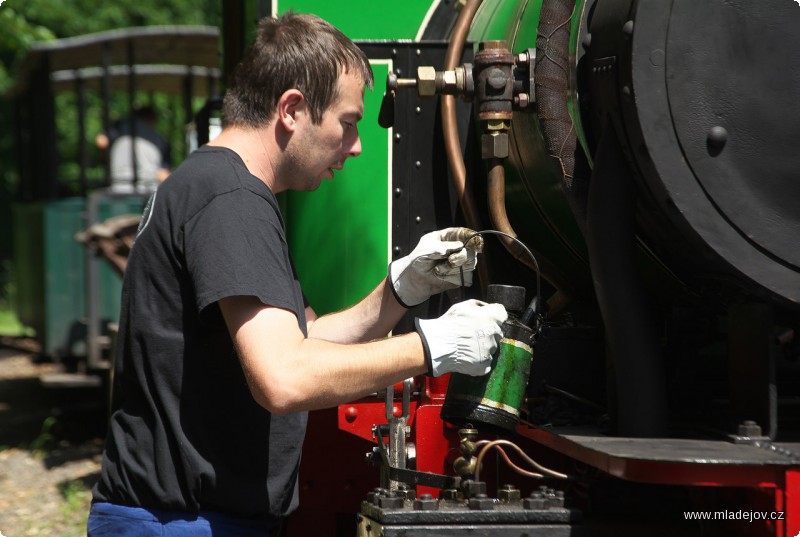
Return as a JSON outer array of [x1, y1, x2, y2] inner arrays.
[[222, 12, 374, 128]]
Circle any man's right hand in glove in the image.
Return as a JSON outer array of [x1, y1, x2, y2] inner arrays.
[[389, 227, 483, 308], [415, 299, 508, 377]]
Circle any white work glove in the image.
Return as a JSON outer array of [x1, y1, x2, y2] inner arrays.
[[390, 227, 483, 308], [415, 299, 508, 377]]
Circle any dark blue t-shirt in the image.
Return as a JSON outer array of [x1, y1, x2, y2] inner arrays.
[[93, 145, 308, 521]]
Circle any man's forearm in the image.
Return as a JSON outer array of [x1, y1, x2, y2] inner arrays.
[[248, 332, 427, 414], [307, 277, 407, 343], [221, 295, 427, 414]]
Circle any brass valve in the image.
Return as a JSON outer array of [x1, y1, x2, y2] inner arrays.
[[378, 40, 536, 159], [452, 427, 479, 479]]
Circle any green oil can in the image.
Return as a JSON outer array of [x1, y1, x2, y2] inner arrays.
[[440, 285, 536, 433]]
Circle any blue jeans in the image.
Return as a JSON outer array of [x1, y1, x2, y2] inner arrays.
[[87, 502, 283, 536]]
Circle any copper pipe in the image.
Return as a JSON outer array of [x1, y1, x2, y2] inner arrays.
[[441, 0, 489, 291], [441, 0, 570, 309], [487, 158, 573, 304], [442, 0, 482, 228]]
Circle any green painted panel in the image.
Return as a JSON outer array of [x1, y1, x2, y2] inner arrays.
[[273, 2, 437, 314], [44, 198, 87, 358], [275, 0, 435, 40], [286, 62, 391, 315], [12, 202, 45, 338], [469, 0, 531, 43], [13, 195, 147, 357]]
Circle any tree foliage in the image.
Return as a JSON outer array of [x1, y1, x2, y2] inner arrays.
[[0, 0, 221, 94], [0, 0, 222, 314], [0, 5, 55, 94], [0, 0, 222, 188]]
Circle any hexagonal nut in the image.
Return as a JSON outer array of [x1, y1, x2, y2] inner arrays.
[[417, 66, 437, 97], [498, 485, 521, 503], [484, 118, 511, 131], [523, 492, 546, 510], [468, 494, 495, 511], [441, 69, 458, 91], [738, 420, 762, 437], [378, 493, 405, 509], [549, 490, 566, 509], [413, 494, 439, 511], [442, 489, 461, 502], [398, 487, 416, 501], [481, 132, 509, 159], [462, 480, 487, 498], [366, 490, 380, 505]]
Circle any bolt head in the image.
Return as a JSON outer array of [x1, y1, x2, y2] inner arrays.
[[737, 420, 762, 437], [463, 479, 487, 497], [622, 20, 634, 36], [498, 485, 521, 502], [379, 493, 405, 509], [413, 495, 439, 511], [468, 494, 495, 511], [523, 492, 546, 510], [707, 126, 728, 148], [442, 488, 460, 501]]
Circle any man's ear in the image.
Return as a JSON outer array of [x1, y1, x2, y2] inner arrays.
[[276, 89, 305, 132]]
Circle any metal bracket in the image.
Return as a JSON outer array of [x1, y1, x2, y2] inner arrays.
[[381, 379, 412, 490], [373, 378, 463, 491]]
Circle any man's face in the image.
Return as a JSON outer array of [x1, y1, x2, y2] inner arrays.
[[289, 71, 365, 191]]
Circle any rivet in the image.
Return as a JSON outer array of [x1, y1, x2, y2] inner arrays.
[[415, 106, 421, 114], [707, 126, 728, 148], [650, 49, 665, 67], [395, 133, 402, 142], [415, 161, 421, 168], [394, 187, 403, 197], [415, 216, 422, 223], [622, 20, 634, 36]]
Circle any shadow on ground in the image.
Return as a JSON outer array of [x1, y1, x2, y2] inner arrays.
[[0, 342, 108, 452]]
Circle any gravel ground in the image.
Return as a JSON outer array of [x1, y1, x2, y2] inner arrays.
[[0, 344, 106, 537]]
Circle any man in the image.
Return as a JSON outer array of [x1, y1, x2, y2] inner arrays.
[[87, 12, 507, 537], [95, 105, 171, 193]]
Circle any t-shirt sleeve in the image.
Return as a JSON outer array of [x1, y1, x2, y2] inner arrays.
[[183, 190, 301, 319]]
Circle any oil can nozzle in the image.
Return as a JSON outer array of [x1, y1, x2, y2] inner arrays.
[[520, 295, 545, 330]]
